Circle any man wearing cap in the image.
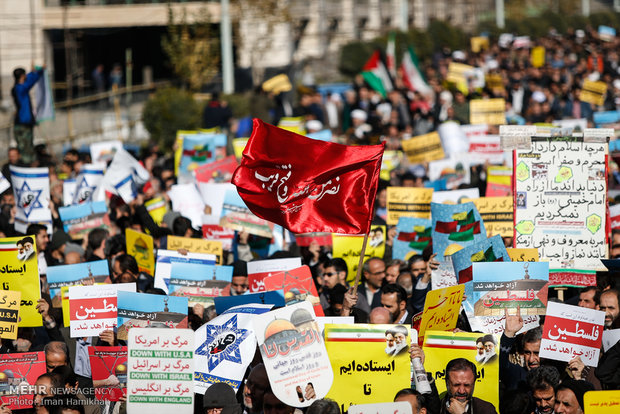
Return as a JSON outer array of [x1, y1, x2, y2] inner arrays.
[[222, 260, 249, 297], [203, 382, 241, 414], [554, 379, 595, 414]]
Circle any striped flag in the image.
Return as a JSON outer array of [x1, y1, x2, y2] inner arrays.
[[401, 46, 432, 96], [145, 197, 167, 225], [361, 50, 394, 98], [386, 32, 396, 77], [0, 239, 19, 251], [424, 332, 478, 350], [325, 326, 389, 342]]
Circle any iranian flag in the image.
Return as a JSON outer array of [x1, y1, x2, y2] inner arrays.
[[386, 32, 396, 77], [401, 46, 432, 96], [424, 332, 478, 350], [361, 50, 393, 98]]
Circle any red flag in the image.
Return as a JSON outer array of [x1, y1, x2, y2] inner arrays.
[[232, 119, 384, 234]]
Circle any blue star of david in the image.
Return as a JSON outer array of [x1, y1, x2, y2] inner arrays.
[[15, 181, 43, 218], [196, 315, 249, 371], [74, 176, 95, 204]]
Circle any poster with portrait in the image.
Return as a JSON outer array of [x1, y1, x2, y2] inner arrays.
[[332, 225, 385, 284]]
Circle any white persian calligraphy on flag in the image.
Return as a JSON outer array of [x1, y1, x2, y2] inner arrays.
[[10, 166, 52, 233]]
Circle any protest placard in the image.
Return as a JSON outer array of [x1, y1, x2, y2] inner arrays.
[[514, 136, 607, 286], [202, 223, 235, 251], [463, 197, 513, 237], [392, 217, 432, 261], [247, 257, 302, 292], [10, 166, 52, 233], [540, 302, 605, 367], [254, 302, 332, 408], [401, 132, 445, 164], [386, 187, 433, 225], [177, 133, 227, 184], [166, 235, 223, 265], [531, 46, 545, 67], [264, 266, 323, 316], [88, 346, 127, 401], [101, 148, 149, 204], [325, 324, 413, 412], [219, 187, 274, 238], [126, 229, 155, 275], [168, 262, 232, 307], [486, 165, 512, 196], [117, 291, 188, 340], [580, 80, 607, 106], [0, 290, 20, 339], [59, 201, 111, 240], [431, 258, 458, 290], [428, 156, 472, 190], [49, 261, 110, 307], [423, 331, 499, 410], [431, 202, 486, 261], [584, 390, 620, 413], [610, 204, 620, 230], [419, 284, 464, 340], [213, 290, 285, 315], [506, 248, 539, 262], [470, 99, 506, 125], [69, 283, 136, 337], [168, 183, 205, 229], [446, 62, 474, 93], [471, 36, 489, 53], [194, 303, 273, 393], [194, 155, 238, 184], [153, 249, 216, 293], [0, 174, 10, 194], [332, 225, 386, 284], [71, 163, 106, 205], [127, 328, 194, 413], [602, 329, 620, 352], [232, 138, 249, 160], [145, 196, 167, 225], [0, 236, 41, 327], [451, 235, 510, 284], [0, 352, 46, 409], [473, 262, 548, 317], [433, 188, 480, 205], [349, 402, 412, 414], [90, 140, 122, 164], [380, 150, 404, 181], [294, 232, 333, 247]]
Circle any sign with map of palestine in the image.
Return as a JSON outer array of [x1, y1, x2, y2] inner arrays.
[[513, 133, 608, 287]]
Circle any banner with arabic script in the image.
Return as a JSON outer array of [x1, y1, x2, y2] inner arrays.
[[264, 266, 324, 316], [325, 324, 412, 413], [168, 262, 232, 307], [127, 328, 194, 414], [386, 187, 433, 225], [247, 257, 302, 293], [514, 136, 608, 286], [194, 303, 273, 393], [59, 201, 111, 240], [0, 290, 20, 339], [473, 261, 548, 317], [165, 235, 223, 265], [540, 302, 605, 367], [332, 225, 385, 284], [117, 291, 188, 341], [68, 283, 135, 337], [153, 250, 216, 294], [423, 331, 499, 411], [463, 197, 513, 238], [47, 260, 111, 308], [0, 236, 41, 327], [419, 284, 464, 340], [0, 352, 46, 409], [88, 346, 127, 401], [254, 302, 333, 408]]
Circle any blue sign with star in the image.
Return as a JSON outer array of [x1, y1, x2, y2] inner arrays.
[[73, 176, 96, 204], [15, 181, 43, 218], [196, 314, 249, 371]]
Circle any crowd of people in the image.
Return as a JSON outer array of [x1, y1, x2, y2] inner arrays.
[[1, 23, 620, 414]]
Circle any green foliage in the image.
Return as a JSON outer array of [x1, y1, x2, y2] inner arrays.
[[142, 87, 202, 150], [338, 41, 380, 78], [222, 93, 251, 118]]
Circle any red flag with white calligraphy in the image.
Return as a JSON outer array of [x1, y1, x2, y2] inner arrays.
[[232, 119, 384, 234]]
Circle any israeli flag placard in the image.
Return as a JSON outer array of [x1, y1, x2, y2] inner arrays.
[[101, 148, 149, 203], [10, 165, 52, 233], [72, 163, 106, 205]]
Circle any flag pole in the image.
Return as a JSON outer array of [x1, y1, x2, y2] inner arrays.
[[352, 232, 370, 296]]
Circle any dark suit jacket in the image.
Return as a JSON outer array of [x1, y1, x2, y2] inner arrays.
[[439, 396, 497, 414]]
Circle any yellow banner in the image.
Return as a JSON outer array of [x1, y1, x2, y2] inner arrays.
[[423, 331, 499, 410], [0, 236, 41, 327], [580, 80, 607, 106], [447, 62, 474, 94], [144, 197, 167, 226], [470, 37, 489, 53], [530, 46, 546, 68], [463, 197, 513, 238], [470, 99, 506, 125], [262, 74, 293, 95], [167, 235, 223, 265], [125, 229, 155, 276], [277, 117, 306, 135], [401, 132, 445, 164], [332, 225, 386, 284], [386, 187, 433, 225], [584, 390, 620, 413], [380, 150, 404, 181], [419, 284, 464, 339], [485, 73, 504, 92], [0, 290, 21, 339], [507, 248, 539, 262], [232, 138, 249, 160], [325, 324, 412, 411]]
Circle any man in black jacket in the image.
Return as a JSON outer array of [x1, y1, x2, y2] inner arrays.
[[440, 358, 497, 414]]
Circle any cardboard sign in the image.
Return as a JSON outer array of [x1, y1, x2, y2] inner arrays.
[[580, 80, 607, 106], [202, 225, 235, 251], [401, 132, 445, 164], [428, 155, 471, 190], [126, 229, 155, 275], [145, 197, 167, 225], [117, 291, 188, 341], [166, 235, 223, 265], [88, 346, 127, 401], [168, 263, 233, 307], [153, 249, 216, 294], [473, 262, 548, 317], [392, 217, 432, 261], [469, 99, 506, 125], [507, 248, 539, 262], [194, 155, 238, 184], [325, 324, 413, 412], [419, 284, 464, 340], [584, 390, 620, 413], [213, 291, 285, 315], [247, 257, 302, 293], [59, 201, 111, 240], [540, 302, 605, 367], [332, 225, 386, 284], [386, 187, 433, 225], [423, 331, 499, 410], [127, 328, 194, 413], [431, 202, 486, 261], [0, 291, 21, 339], [463, 197, 513, 238], [48, 260, 111, 307], [10, 166, 52, 233], [471, 36, 489, 53], [264, 266, 323, 316], [0, 236, 42, 327], [69, 283, 136, 337], [178, 133, 227, 183], [530, 46, 545, 67], [0, 352, 47, 409], [486, 166, 512, 197], [431, 258, 458, 291], [254, 302, 333, 408], [219, 188, 274, 238], [451, 235, 510, 284], [194, 304, 273, 393]]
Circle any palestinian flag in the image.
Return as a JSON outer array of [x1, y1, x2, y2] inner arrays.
[[435, 210, 482, 242], [458, 246, 505, 284], [397, 225, 432, 251], [424, 332, 478, 350], [401, 46, 432, 96], [361, 50, 394, 98]]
